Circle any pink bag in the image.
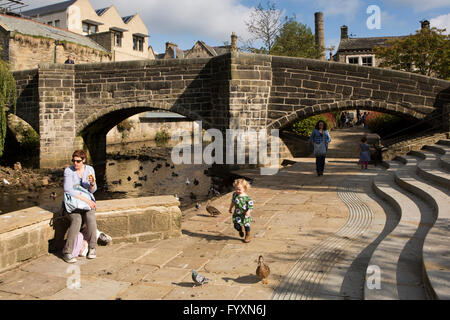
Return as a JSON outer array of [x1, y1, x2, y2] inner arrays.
[[71, 232, 83, 257]]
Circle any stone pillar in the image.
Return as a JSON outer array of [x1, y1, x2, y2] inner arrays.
[[38, 64, 77, 168], [421, 20, 430, 30], [231, 32, 238, 52], [314, 12, 326, 60]]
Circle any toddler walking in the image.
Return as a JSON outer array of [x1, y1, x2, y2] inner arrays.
[[359, 137, 371, 169], [229, 178, 253, 243]]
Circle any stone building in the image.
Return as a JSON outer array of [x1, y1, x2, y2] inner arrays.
[[0, 13, 111, 71], [156, 33, 237, 59], [21, 0, 152, 61], [333, 21, 429, 67]]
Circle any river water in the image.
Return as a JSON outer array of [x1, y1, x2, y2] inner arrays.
[[0, 140, 236, 214]]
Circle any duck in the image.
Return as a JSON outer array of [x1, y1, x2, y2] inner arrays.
[[256, 255, 270, 284], [206, 200, 222, 217]]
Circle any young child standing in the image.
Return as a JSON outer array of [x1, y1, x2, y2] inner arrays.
[[229, 179, 253, 243], [359, 137, 371, 169]]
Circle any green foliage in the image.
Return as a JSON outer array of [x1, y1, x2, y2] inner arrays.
[[270, 20, 323, 59], [0, 60, 17, 157], [291, 114, 334, 137], [374, 27, 450, 80], [117, 119, 134, 132], [365, 112, 410, 137], [155, 128, 170, 142]]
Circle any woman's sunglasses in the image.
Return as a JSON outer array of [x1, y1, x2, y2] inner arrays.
[[72, 159, 83, 163]]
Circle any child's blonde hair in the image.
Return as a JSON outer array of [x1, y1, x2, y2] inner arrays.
[[233, 178, 250, 191]]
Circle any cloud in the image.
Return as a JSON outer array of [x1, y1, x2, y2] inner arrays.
[[315, 0, 363, 20], [21, 0, 253, 42], [430, 13, 450, 34], [384, 0, 450, 12]]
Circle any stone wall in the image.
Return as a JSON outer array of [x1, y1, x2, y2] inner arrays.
[[4, 32, 111, 71], [106, 115, 194, 145], [13, 68, 39, 133], [0, 195, 181, 274]]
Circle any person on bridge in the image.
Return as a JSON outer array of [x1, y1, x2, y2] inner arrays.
[[62, 150, 98, 263], [310, 120, 332, 176]]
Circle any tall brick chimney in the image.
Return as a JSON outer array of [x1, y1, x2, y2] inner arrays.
[[231, 32, 238, 52], [315, 12, 326, 60], [341, 25, 348, 40]]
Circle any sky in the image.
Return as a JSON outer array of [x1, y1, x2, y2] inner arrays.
[[17, 0, 450, 54]]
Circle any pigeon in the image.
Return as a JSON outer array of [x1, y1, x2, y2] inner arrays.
[[165, 162, 170, 167], [186, 178, 190, 185], [174, 194, 179, 201], [192, 269, 210, 286], [134, 182, 142, 188], [3, 178, 10, 185], [206, 200, 222, 216], [171, 172, 178, 177], [127, 176, 132, 181], [50, 192, 57, 200], [170, 165, 175, 169], [193, 179, 199, 186], [139, 166, 143, 170], [189, 192, 196, 200], [195, 202, 201, 210]]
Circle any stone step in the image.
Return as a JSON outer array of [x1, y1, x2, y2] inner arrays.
[[407, 150, 450, 189], [423, 145, 448, 155], [392, 156, 450, 300], [367, 161, 431, 299], [437, 139, 450, 147]]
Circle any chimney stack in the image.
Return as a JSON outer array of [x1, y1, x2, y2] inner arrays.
[[421, 20, 430, 30], [165, 42, 178, 59], [341, 25, 348, 40], [231, 32, 237, 52], [314, 12, 326, 60]]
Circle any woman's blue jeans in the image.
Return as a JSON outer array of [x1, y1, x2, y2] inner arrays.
[[316, 156, 326, 174]]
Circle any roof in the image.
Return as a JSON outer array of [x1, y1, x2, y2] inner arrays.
[[0, 13, 108, 52], [212, 45, 231, 55], [21, 0, 76, 17], [122, 15, 135, 24], [95, 7, 110, 16], [337, 36, 406, 52]]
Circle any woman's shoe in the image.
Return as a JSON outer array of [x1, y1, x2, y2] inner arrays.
[[63, 253, 77, 263], [87, 248, 96, 259]]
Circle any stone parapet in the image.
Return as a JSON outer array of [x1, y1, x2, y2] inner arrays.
[[0, 196, 181, 274]]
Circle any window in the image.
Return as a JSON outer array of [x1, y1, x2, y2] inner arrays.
[[54, 20, 60, 27], [133, 36, 144, 51], [348, 57, 359, 64], [362, 56, 373, 66], [114, 32, 123, 47], [82, 22, 98, 35]]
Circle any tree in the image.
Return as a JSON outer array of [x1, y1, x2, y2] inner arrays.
[[270, 19, 323, 59], [0, 60, 17, 157], [244, 0, 285, 53], [374, 27, 450, 80]]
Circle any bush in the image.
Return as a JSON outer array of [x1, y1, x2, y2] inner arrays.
[[155, 128, 170, 144], [364, 112, 407, 137], [291, 113, 335, 137], [117, 119, 134, 132]]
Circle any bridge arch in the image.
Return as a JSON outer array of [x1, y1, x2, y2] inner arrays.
[[267, 99, 425, 130]]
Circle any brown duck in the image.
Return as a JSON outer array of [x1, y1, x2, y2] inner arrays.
[[256, 255, 270, 284], [206, 200, 222, 216]]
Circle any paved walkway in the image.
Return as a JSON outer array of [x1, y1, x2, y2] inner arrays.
[[0, 127, 389, 300]]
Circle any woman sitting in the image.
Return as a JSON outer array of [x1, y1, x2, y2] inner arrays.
[[62, 150, 98, 263]]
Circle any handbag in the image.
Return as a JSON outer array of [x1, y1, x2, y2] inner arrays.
[[314, 140, 327, 156], [64, 184, 93, 213]]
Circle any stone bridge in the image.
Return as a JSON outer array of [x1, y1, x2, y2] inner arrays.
[[12, 52, 450, 168]]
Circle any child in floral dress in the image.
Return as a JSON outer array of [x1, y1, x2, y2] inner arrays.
[[229, 179, 253, 243]]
